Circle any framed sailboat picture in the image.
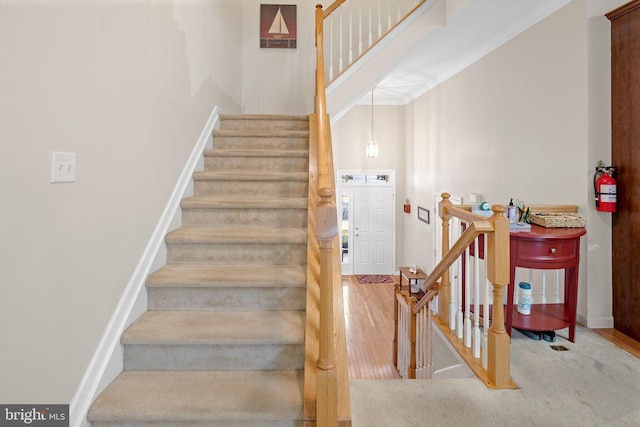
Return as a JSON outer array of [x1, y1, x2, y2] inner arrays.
[[260, 4, 296, 48]]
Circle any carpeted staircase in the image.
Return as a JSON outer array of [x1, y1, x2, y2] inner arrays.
[[88, 115, 310, 426]]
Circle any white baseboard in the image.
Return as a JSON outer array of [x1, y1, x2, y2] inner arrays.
[[578, 313, 614, 329], [69, 106, 221, 427]]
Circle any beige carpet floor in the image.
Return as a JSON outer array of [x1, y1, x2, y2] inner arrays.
[[351, 326, 640, 426]]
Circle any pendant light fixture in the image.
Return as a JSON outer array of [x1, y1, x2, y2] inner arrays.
[[366, 87, 379, 158]]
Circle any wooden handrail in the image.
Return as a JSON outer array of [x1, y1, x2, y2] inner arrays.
[[323, 0, 347, 18], [413, 221, 493, 314], [310, 3, 347, 426]]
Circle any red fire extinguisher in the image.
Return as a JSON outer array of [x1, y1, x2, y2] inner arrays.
[[594, 161, 617, 213]]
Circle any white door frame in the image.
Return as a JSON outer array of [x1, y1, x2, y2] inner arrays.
[[337, 170, 396, 275]]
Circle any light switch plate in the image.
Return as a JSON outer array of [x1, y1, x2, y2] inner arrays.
[[469, 193, 484, 204], [51, 151, 76, 183]]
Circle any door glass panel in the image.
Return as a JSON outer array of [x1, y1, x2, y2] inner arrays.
[[340, 193, 350, 264]]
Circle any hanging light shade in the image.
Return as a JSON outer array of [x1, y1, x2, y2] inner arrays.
[[366, 87, 379, 158]]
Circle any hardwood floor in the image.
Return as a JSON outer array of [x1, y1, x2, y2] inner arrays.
[[593, 327, 640, 358], [341, 274, 640, 382], [342, 275, 401, 379]]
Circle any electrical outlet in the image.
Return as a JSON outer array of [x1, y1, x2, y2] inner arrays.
[[51, 151, 76, 183]]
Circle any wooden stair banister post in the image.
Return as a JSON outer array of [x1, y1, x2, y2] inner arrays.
[[315, 187, 338, 427], [438, 193, 452, 324], [486, 205, 511, 387]]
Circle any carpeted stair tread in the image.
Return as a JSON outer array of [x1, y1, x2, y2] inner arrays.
[[165, 226, 306, 244], [147, 264, 306, 288], [193, 170, 308, 181], [205, 148, 309, 158], [87, 370, 303, 423], [122, 311, 304, 345], [212, 129, 309, 138], [88, 114, 309, 426], [221, 113, 309, 122], [180, 196, 308, 209]]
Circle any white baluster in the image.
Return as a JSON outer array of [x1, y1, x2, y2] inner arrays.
[[482, 236, 489, 369], [387, 0, 392, 30], [377, 0, 382, 39], [450, 218, 459, 331], [473, 236, 481, 358], [555, 270, 561, 303], [368, 2, 373, 46], [416, 306, 421, 378], [398, 307, 402, 377], [456, 254, 463, 339], [419, 307, 426, 378], [338, 7, 344, 73], [328, 16, 334, 81], [348, 0, 353, 64], [428, 300, 434, 378], [358, 1, 363, 55], [464, 237, 472, 348], [396, 301, 400, 371], [541, 270, 547, 304]]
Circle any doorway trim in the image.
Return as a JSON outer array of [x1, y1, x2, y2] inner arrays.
[[337, 169, 396, 275]]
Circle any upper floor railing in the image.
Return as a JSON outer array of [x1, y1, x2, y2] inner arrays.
[[321, 0, 426, 84]]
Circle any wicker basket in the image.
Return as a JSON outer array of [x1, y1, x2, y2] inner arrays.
[[529, 213, 586, 228]]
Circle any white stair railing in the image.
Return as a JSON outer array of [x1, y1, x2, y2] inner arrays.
[[394, 193, 512, 387], [322, 0, 426, 83], [394, 288, 437, 379], [457, 228, 492, 368]]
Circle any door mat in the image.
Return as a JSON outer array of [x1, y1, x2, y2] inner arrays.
[[355, 275, 395, 284]]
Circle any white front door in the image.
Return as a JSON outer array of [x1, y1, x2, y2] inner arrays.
[[353, 186, 395, 274]]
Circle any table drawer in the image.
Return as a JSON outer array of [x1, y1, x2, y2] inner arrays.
[[516, 239, 577, 264]]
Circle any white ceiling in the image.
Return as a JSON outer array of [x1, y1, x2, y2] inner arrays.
[[361, 0, 571, 106]]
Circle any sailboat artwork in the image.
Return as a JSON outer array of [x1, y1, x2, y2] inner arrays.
[[260, 4, 297, 48], [269, 8, 289, 38]]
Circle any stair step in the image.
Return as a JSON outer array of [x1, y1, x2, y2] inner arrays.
[[165, 227, 307, 265], [204, 149, 309, 172], [193, 171, 308, 197], [88, 114, 310, 426], [146, 265, 307, 311], [205, 148, 310, 158], [194, 171, 308, 181], [122, 311, 304, 370], [87, 370, 304, 427], [181, 196, 308, 210], [166, 226, 307, 244], [220, 114, 309, 131], [147, 264, 307, 288], [181, 196, 308, 227], [212, 130, 309, 150]]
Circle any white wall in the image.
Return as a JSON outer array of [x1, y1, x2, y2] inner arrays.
[[0, 0, 242, 403], [241, 1, 316, 115], [333, 0, 622, 328]]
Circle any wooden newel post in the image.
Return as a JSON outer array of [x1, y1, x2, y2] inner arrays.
[[438, 193, 452, 324], [316, 187, 337, 370], [487, 204, 511, 387], [316, 187, 338, 427]]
